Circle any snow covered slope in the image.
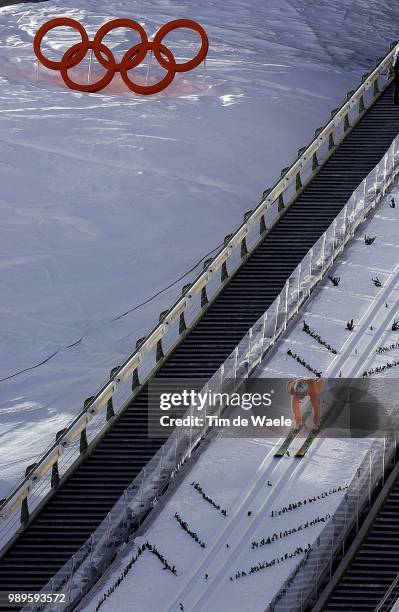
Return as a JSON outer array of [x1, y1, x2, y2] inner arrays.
[[80, 183, 399, 612], [1, 0, 399, 496]]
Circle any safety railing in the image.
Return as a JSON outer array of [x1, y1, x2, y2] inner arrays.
[[1, 40, 398, 554], [390, 592, 399, 612], [265, 429, 399, 612], [21, 125, 399, 612], [375, 571, 399, 612]]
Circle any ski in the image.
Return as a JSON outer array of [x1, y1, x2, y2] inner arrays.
[[275, 390, 333, 458], [294, 427, 319, 458], [274, 403, 317, 457], [295, 404, 333, 457], [274, 427, 301, 457]]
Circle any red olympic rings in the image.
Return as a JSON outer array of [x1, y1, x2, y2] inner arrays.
[[61, 42, 115, 93], [33, 17, 209, 95], [121, 42, 176, 95]]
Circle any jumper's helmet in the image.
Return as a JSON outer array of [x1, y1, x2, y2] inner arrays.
[[292, 379, 309, 398]]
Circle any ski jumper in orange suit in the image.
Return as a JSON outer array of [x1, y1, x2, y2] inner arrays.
[[287, 378, 325, 429]]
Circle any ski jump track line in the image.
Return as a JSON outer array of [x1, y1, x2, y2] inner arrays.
[[165, 436, 325, 612], [164, 262, 399, 612]]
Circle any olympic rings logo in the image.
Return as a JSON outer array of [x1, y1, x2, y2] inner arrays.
[[33, 18, 209, 95]]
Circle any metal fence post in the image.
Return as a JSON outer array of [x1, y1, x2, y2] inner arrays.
[[247, 330, 253, 373], [383, 153, 388, 195], [382, 435, 386, 485], [51, 429, 67, 489], [67, 555, 75, 606], [356, 468, 360, 533], [203, 382, 208, 425], [234, 346, 238, 378], [20, 463, 37, 526], [331, 220, 337, 265], [321, 233, 326, 277], [342, 492, 348, 556], [369, 450, 372, 507], [107, 367, 119, 421], [87, 49, 93, 84], [342, 205, 348, 244], [139, 469, 145, 507], [284, 280, 289, 329], [273, 295, 281, 342], [261, 311, 267, 356], [362, 180, 367, 214], [89, 534, 94, 565], [373, 171, 379, 208], [171, 432, 177, 474], [330, 515, 335, 580], [145, 50, 153, 85], [308, 248, 313, 296], [296, 263, 302, 313]]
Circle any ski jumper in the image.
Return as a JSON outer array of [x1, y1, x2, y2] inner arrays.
[[287, 378, 325, 428]]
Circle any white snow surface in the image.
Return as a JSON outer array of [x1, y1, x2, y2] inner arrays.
[[80, 185, 399, 611], [1, 0, 399, 494]]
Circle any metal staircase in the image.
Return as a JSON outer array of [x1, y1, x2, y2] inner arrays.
[[312, 459, 399, 612]]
